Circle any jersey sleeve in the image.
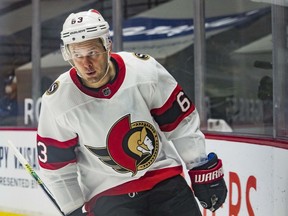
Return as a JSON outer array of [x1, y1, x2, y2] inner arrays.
[[37, 97, 84, 214], [149, 60, 207, 170]]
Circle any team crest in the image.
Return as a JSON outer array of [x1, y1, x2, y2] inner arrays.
[[46, 81, 59, 95], [86, 115, 159, 176]]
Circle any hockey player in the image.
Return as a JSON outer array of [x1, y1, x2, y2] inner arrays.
[[37, 9, 227, 216]]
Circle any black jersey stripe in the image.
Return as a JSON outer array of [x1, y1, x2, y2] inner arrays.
[[151, 85, 195, 132], [37, 135, 78, 169]]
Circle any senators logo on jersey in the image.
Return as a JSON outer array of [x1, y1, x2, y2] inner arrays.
[[85, 115, 159, 176], [46, 81, 59, 95]]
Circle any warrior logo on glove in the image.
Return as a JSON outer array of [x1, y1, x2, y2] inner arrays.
[[189, 153, 228, 212], [86, 114, 159, 176], [192, 160, 224, 183]]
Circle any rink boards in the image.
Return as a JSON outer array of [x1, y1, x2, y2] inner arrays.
[[0, 130, 287, 216]]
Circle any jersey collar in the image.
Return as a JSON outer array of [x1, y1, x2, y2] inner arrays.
[[70, 53, 126, 99]]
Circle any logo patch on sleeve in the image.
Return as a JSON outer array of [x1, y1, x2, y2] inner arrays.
[[46, 81, 59, 95], [133, 52, 150, 60]]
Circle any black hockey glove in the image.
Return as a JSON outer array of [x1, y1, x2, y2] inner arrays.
[[66, 206, 87, 216], [188, 152, 227, 212]]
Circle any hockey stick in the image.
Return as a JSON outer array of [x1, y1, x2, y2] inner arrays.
[[7, 140, 65, 216]]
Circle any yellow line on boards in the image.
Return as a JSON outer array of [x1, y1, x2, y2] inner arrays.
[[0, 212, 26, 216]]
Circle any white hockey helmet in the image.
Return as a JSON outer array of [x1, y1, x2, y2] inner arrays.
[[60, 9, 111, 61]]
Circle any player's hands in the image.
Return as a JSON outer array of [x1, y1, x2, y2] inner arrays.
[[188, 152, 227, 212], [66, 206, 87, 216]]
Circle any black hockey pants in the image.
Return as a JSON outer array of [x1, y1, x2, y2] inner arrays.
[[91, 175, 202, 216]]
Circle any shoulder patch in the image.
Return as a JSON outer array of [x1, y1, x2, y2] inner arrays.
[[46, 81, 59, 95], [133, 52, 150, 60]]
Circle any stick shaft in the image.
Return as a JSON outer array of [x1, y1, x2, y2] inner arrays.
[[8, 140, 65, 216]]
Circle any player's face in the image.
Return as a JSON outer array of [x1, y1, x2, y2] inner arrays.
[[144, 136, 154, 151], [69, 39, 110, 88]]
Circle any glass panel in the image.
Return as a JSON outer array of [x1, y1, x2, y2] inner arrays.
[[3, 0, 285, 139], [205, 0, 273, 135], [271, 3, 288, 138], [0, 2, 32, 126]]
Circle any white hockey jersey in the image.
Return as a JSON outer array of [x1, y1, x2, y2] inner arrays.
[[37, 52, 207, 214]]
